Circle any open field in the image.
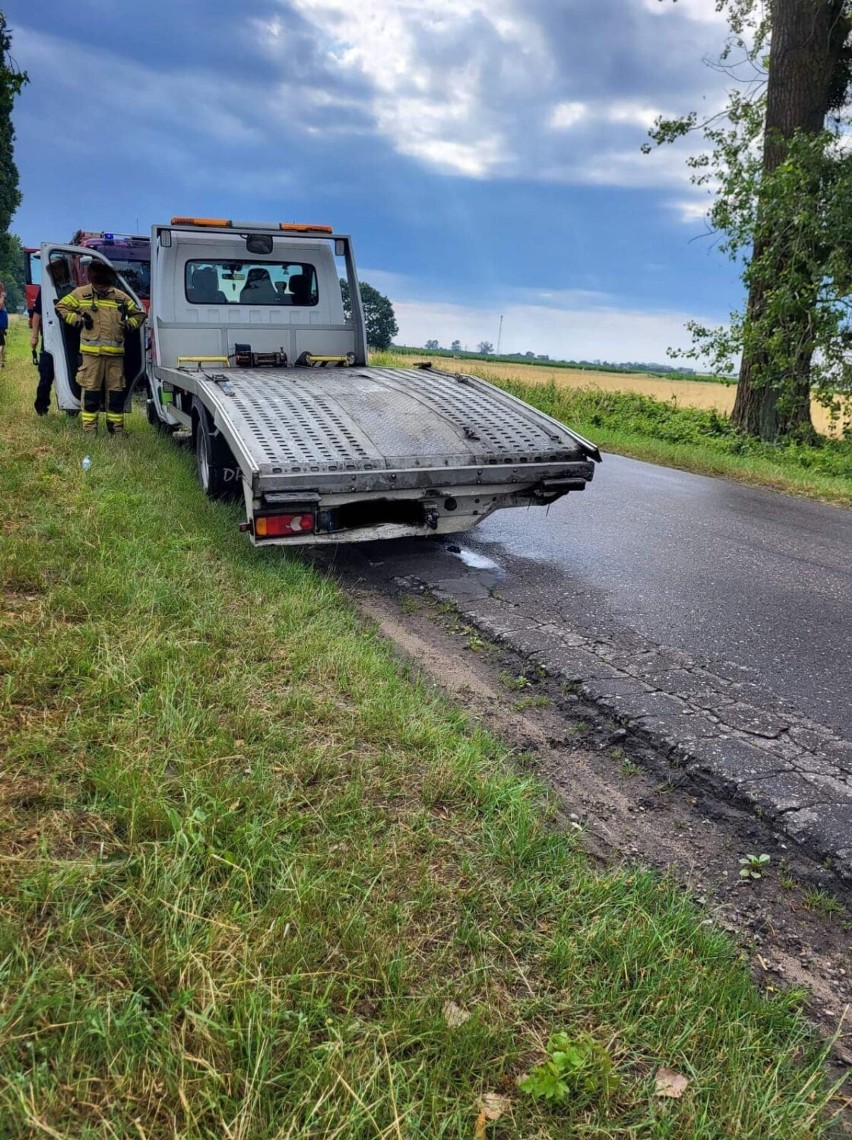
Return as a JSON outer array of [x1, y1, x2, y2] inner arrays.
[[0, 322, 843, 1136], [383, 351, 848, 438]]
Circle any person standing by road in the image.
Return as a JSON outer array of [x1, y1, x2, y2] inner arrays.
[[55, 260, 146, 435], [30, 287, 52, 413], [0, 282, 8, 368]]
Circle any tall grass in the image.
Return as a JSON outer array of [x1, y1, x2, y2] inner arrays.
[[0, 324, 842, 1136]]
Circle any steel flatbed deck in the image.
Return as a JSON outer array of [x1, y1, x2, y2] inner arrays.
[[155, 363, 598, 497]]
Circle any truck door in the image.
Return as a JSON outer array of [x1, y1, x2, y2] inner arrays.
[[39, 244, 147, 412]]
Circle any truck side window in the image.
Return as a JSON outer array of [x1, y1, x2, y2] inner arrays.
[[184, 261, 318, 306]]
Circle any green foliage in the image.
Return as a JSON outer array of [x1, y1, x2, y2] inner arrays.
[[507, 379, 852, 478], [649, 0, 852, 439], [519, 1032, 619, 1107], [739, 853, 771, 880], [0, 230, 25, 309], [678, 123, 852, 432], [499, 671, 532, 690], [340, 277, 399, 350], [802, 888, 845, 916], [0, 13, 28, 236]]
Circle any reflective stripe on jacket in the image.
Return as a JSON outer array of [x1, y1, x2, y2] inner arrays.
[[55, 286, 146, 357]]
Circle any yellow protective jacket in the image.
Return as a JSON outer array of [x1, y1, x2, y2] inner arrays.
[[55, 285, 146, 357]]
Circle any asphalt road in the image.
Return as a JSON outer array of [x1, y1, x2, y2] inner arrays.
[[462, 454, 852, 738]]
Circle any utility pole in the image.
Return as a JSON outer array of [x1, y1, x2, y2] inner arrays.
[[496, 314, 504, 356]]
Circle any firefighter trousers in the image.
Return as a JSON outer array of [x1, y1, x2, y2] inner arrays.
[[77, 355, 127, 434]]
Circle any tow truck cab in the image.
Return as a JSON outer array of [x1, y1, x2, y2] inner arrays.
[[148, 219, 361, 380]]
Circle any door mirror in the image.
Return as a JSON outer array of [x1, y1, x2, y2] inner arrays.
[[245, 234, 273, 256]]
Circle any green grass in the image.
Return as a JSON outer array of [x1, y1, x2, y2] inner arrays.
[[534, 387, 852, 505], [0, 323, 842, 1136], [374, 353, 852, 505]]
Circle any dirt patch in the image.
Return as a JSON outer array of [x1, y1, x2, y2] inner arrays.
[[1, 809, 116, 860], [356, 589, 852, 1078]]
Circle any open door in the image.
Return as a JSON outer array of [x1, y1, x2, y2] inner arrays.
[[39, 244, 146, 412]]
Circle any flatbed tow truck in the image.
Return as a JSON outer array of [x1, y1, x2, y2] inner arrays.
[[41, 217, 599, 545]]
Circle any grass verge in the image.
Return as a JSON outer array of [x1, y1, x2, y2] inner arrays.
[[0, 324, 842, 1136], [373, 353, 852, 506]]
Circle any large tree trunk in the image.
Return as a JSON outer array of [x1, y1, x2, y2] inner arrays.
[[732, 0, 846, 439]]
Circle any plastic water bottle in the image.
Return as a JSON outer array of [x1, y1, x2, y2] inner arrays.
[[81, 455, 92, 472]]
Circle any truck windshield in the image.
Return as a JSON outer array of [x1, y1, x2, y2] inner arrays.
[[107, 259, 150, 300], [184, 260, 318, 306]]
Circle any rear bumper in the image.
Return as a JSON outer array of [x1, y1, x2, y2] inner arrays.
[[250, 463, 596, 545], [254, 459, 596, 496]]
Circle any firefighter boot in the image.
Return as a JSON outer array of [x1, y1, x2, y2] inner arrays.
[[81, 389, 101, 434], [106, 389, 126, 436]]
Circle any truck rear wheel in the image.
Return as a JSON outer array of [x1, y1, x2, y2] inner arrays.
[[194, 401, 238, 499]]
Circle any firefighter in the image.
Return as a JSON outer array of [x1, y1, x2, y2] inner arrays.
[[55, 260, 146, 434]]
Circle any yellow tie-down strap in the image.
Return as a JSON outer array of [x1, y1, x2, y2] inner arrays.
[[177, 355, 230, 366], [301, 354, 350, 366]]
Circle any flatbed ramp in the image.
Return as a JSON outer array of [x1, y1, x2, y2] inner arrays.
[[188, 365, 597, 478]]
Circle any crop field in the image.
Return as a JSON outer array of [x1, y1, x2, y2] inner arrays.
[[384, 352, 846, 438]]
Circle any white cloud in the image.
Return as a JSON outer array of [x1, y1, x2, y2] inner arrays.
[[670, 198, 713, 223], [604, 101, 665, 129], [263, 0, 731, 211], [639, 0, 727, 24], [547, 140, 696, 190], [282, 0, 538, 178], [19, 2, 731, 220], [549, 102, 588, 130]]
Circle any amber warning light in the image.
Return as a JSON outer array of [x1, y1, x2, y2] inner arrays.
[[279, 223, 333, 234], [170, 218, 333, 233], [170, 217, 231, 227]]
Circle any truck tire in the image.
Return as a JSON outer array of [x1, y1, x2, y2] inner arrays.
[[146, 398, 177, 434], [194, 401, 238, 499]]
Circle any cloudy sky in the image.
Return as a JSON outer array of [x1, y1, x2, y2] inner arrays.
[[8, 0, 739, 362]]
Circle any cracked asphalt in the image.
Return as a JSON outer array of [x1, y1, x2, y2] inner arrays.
[[321, 453, 852, 889]]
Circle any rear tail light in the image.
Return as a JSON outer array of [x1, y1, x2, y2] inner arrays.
[[255, 513, 315, 538]]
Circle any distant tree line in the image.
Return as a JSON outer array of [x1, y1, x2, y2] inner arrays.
[[416, 339, 701, 376], [0, 13, 27, 309]]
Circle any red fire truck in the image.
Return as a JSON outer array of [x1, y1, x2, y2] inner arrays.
[[24, 231, 151, 317], [69, 231, 151, 307], [24, 246, 39, 315]]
